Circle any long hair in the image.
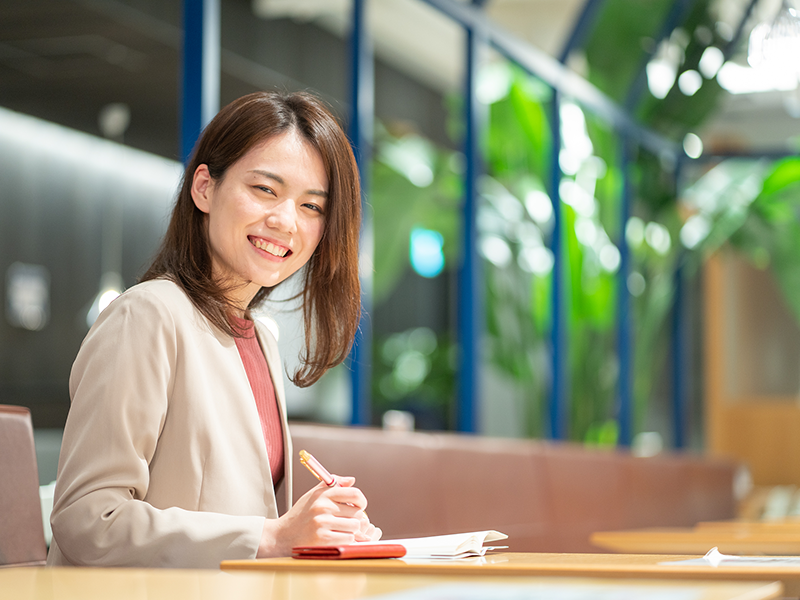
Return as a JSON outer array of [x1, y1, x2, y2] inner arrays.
[[141, 91, 362, 387]]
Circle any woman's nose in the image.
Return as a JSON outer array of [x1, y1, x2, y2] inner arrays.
[[266, 199, 298, 233]]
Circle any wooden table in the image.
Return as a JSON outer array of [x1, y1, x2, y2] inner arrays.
[[695, 520, 800, 531], [0, 565, 784, 600], [223, 551, 800, 596], [591, 526, 800, 555]]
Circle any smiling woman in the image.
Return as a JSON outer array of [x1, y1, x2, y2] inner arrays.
[[144, 91, 362, 387], [45, 91, 381, 569]]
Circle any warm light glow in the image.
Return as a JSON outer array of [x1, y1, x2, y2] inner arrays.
[[86, 273, 124, 328], [98, 289, 121, 312]]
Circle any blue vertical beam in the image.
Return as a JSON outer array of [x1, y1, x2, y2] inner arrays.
[[348, 0, 374, 426], [181, 0, 220, 163], [616, 137, 634, 446], [558, 0, 607, 63], [671, 259, 686, 448], [670, 158, 687, 448], [456, 7, 484, 433], [548, 91, 567, 440], [550, 0, 583, 442]]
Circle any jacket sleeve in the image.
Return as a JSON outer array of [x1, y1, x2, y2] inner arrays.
[[50, 288, 265, 568]]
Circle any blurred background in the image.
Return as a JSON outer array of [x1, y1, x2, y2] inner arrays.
[[2, 0, 800, 489]]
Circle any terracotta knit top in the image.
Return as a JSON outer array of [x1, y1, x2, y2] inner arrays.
[[232, 317, 284, 487]]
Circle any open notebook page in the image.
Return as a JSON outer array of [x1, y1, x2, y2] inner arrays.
[[353, 530, 508, 558]]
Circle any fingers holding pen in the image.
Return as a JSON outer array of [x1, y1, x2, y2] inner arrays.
[[322, 476, 368, 512], [308, 478, 380, 542], [260, 483, 366, 556], [299, 450, 368, 515], [293, 450, 380, 544]]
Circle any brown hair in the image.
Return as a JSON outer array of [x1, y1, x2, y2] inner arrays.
[[141, 91, 362, 387]]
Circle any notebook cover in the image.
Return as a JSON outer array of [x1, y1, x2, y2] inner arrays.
[[291, 544, 407, 560]]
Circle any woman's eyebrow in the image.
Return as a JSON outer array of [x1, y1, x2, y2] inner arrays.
[[248, 169, 328, 198], [249, 169, 284, 184]]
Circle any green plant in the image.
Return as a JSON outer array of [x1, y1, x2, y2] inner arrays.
[[367, 1, 800, 444]]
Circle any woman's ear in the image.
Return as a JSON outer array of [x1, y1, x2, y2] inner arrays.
[[191, 164, 213, 214]]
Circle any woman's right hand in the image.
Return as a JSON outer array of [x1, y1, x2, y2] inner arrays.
[[257, 476, 378, 558]]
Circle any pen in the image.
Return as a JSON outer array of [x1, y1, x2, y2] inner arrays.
[[299, 449, 336, 486]]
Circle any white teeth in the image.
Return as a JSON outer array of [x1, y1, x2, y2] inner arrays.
[[252, 238, 288, 257]]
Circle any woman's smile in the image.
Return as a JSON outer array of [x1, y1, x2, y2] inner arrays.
[[249, 235, 291, 258]]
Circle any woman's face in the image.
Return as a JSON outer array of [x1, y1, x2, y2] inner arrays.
[[191, 129, 328, 310]]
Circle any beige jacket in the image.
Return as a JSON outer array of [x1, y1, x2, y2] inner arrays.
[[47, 279, 293, 568]]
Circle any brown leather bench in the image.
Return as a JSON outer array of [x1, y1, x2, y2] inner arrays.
[[289, 423, 740, 552], [0, 405, 47, 567]]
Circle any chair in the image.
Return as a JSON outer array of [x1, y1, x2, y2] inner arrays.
[[0, 405, 47, 567]]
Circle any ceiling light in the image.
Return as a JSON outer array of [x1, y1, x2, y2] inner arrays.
[[717, 61, 798, 94], [748, 0, 800, 73], [762, 1, 800, 70]]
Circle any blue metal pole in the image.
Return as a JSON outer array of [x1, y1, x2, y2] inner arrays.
[[419, 0, 679, 161], [616, 138, 634, 446], [347, 0, 374, 427], [181, 0, 220, 163], [456, 7, 483, 433], [548, 90, 567, 440], [671, 259, 686, 448], [558, 0, 607, 63]]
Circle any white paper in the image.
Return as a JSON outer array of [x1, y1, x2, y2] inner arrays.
[[661, 546, 800, 567], [353, 530, 508, 558]]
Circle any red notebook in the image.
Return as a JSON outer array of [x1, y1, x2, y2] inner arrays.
[[291, 544, 407, 560]]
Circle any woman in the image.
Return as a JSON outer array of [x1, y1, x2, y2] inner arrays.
[[47, 91, 380, 568]]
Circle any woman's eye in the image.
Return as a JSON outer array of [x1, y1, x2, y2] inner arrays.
[[303, 203, 325, 214], [255, 185, 275, 195]]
